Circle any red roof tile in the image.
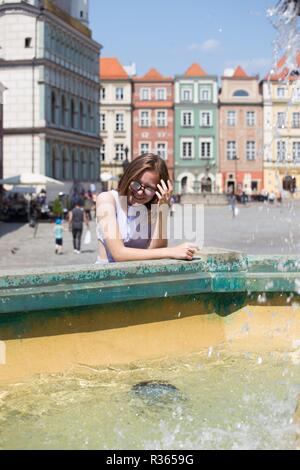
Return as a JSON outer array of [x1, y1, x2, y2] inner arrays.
[[100, 58, 129, 80], [265, 53, 300, 81], [134, 68, 173, 82], [233, 66, 248, 78], [184, 63, 207, 77]]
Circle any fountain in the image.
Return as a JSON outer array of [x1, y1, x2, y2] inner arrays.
[[1, 0, 300, 451]]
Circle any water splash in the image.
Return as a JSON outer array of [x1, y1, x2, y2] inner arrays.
[[267, 1, 300, 79]]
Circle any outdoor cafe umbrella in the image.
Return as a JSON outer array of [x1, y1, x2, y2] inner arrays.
[[100, 172, 119, 182], [0, 173, 64, 186]]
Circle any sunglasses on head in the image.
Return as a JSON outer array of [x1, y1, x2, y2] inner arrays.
[[130, 180, 157, 197]]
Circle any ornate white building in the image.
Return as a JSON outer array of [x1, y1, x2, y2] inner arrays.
[[0, 82, 5, 184], [0, 0, 101, 192]]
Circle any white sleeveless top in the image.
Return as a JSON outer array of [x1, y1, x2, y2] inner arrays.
[[96, 190, 154, 263]]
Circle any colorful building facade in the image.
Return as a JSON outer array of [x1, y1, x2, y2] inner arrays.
[[263, 56, 300, 198], [100, 57, 133, 189], [219, 66, 263, 195], [174, 64, 219, 194], [132, 68, 174, 179]]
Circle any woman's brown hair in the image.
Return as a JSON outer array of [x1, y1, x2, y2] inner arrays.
[[118, 154, 170, 206]]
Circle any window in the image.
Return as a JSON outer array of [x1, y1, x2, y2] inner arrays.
[[277, 141, 286, 162], [157, 143, 167, 160], [100, 144, 105, 162], [62, 149, 69, 180], [157, 111, 167, 127], [100, 114, 106, 131], [293, 142, 300, 161], [116, 113, 124, 132], [115, 144, 124, 161], [181, 139, 194, 159], [25, 37, 32, 48], [70, 99, 76, 128], [233, 90, 249, 97], [200, 139, 213, 159], [140, 88, 150, 101], [292, 87, 300, 101], [61, 95, 67, 127], [100, 87, 106, 100], [116, 87, 124, 101], [79, 102, 85, 130], [227, 141, 237, 160], [51, 92, 57, 125], [200, 111, 212, 127], [246, 141, 256, 161], [156, 88, 167, 100], [140, 111, 150, 127], [277, 87, 286, 98], [246, 111, 255, 126], [200, 88, 211, 101], [140, 143, 150, 155], [227, 111, 236, 126], [88, 104, 94, 133], [277, 112, 286, 128], [292, 113, 300, 128], [181, 88, 192, 102], [181, 111, 193, 127]]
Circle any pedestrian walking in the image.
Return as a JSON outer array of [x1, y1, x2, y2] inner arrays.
[[68, 202, 89, 254], [54, 218, 64, 255], [228, 193, 238, 218]]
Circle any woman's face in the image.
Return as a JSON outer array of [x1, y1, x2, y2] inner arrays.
[[128, 170, 160, 205]]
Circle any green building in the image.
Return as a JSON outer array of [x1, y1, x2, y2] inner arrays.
[[174, 63, 219, 194]]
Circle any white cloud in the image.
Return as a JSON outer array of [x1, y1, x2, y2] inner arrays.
[[188, 39, 220, 52]]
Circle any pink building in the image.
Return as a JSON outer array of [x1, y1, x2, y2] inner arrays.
[[132, 69, 174, 179], [219, 66, 263, 196]]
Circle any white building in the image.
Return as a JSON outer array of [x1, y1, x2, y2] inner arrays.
[[0, 0, 102, 193], [0, 82, 5, 183], [100, 57, 132, 189]]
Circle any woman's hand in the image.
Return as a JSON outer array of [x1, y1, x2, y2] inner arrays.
[[168, 243, 199, 261], [156, 179, 173, 206]]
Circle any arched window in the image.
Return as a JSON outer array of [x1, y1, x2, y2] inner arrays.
[[62, 148, 69, 180], [201, 177, 212, 193], [51, 147, 60, 179], [181, 177, 188, 194], [70, 99, 76, 129], [233, 90, 249, 97], [81, 151, 88, 181], [72, 150, 79, 181], [88, 152, 95, 180], [51, 91, 57, 125]]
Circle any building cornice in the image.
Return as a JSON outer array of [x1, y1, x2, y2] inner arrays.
[[4, 127, 101, 146], [0, 59, 100, 87], [219, 102, 263, 106]]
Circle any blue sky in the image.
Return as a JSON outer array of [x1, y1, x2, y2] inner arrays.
[[89, 0, 278, 78]]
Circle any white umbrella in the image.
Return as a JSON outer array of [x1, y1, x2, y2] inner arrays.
[[100, 172, 115, 182], [0, 173, 63, 186]]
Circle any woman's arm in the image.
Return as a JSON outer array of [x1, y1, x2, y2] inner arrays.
[[97, 192, 198, 262]]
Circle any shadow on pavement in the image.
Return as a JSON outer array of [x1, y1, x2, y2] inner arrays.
[[0, 222, 27, 238]]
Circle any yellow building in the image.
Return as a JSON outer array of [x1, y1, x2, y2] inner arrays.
[[263, 58, 300, 198]]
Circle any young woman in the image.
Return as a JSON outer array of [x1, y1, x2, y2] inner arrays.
[[96, 154, 198, 263]]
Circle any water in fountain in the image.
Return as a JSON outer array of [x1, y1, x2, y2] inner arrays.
[[267, 0, 300, 79]]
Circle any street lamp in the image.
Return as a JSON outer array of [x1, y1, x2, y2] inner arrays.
[[122, 146, 130, 173]]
